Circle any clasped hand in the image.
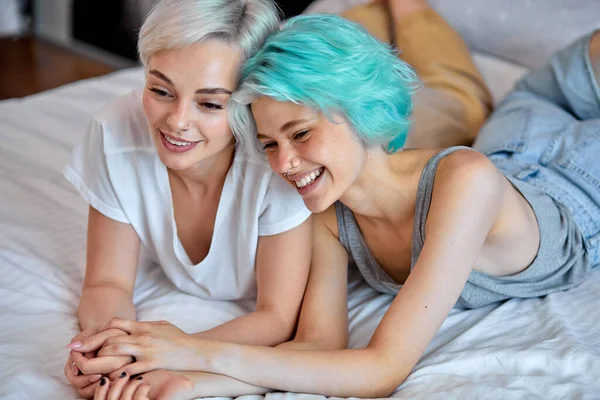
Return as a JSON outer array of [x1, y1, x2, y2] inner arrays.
[[67, 319, 194, 386]]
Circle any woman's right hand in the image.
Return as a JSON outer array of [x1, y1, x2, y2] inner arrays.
[[65, 327, 134, 398], [64, 328, 103, 398]]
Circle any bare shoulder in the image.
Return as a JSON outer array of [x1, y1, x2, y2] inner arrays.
[[435, 149, 504, 193], [313, 204, 340, 240]]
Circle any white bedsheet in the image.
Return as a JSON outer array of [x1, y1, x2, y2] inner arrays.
[[1, 53, 599, 400]]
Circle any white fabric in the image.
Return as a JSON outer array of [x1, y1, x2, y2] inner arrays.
[[62, 88, 310, 300], [1, 56, 599, 400]]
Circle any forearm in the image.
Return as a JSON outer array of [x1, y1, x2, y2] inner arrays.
[[193, 310, 294, 346], [200, 343, 403, 398], [77, 284, 136, 331], [181, 322, 349, 397], [177, 371, 268, 397]]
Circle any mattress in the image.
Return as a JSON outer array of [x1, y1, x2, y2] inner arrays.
[[1, 52, 599, 400]]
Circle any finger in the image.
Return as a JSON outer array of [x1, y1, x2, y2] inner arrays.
[[133, 384, 151, 400], [100, 318, 140, 335], [73, 327, 98, 342], [106, 371, 130, 400], [79, 380, 101, 399], [73, 351, 133, 376], [120, 375, 146, 400], [102, 335, 139, 349], [65, 358, 102, 389], [97, 343, 142, 358], [69, 328, 129, 353], [108, 361, 155, 381], [93, 377, 110, 400], [65, 355, 79, 377]]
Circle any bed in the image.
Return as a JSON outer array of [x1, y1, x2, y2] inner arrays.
[[2, 2, 600, 400]]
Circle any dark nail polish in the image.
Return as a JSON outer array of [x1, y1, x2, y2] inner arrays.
[[100, 377, 107, 386], [119, 372, 127, 378], [136, 376, 143, 380]]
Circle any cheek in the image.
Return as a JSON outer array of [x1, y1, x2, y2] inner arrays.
[[197, 113, 233, 139], [324, 138, 365, 181], [141, 93, 163, 124]]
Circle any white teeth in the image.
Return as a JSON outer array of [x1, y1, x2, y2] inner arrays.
[[294, 169, 323, 188], [164, 134, 192, 146]]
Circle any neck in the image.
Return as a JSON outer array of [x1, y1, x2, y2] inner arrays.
[[168, 142, 235, 196], [338, 147, 412, 222]]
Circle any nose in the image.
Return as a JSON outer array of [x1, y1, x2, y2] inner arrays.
[[271, 142, 300, 176], [166, 100, 191, 132]]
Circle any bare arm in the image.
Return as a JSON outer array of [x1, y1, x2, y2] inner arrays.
[[279, 206, 349, 351], [78, 206, 140, 330], [191, 217, 312, 346], [167, 152, 505, 397], [65, 206, 141, 397], [120, 217, 314, 399], [152, 212, 343, 398]]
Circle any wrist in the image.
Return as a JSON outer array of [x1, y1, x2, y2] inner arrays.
[[188, 337, 235, 376]]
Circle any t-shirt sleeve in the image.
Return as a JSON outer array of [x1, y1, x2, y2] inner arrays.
[[62, 118, 129, 224], [258, 173, 312, 236]]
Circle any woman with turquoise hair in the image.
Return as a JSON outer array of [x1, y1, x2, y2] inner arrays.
[[70, 11, 600, 400]]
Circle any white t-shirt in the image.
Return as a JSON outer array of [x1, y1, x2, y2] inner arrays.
[[64, 89, 311, 300]]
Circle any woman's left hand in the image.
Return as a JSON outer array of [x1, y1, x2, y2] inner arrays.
[[71, 318, 197, 379]]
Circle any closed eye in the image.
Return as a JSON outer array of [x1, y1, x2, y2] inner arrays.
[[262, 141, 278, 151], [148, 87, 171, 98], [294, 130, 310, 141], [201, 102, 223, 110]]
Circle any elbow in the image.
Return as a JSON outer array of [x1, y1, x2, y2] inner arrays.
[[355, 349, 411, 398], [263, 310, 299, 345], [359, 370, 409, 398]]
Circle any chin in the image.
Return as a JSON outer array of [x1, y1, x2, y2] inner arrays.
[[302, 195, 333, 214], [156, 151, 193, 171]]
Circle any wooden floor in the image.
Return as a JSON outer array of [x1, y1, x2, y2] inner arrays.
[[0, 36, 117, 100]]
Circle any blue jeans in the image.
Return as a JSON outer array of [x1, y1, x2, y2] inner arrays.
[[473, 31, 600, 266]]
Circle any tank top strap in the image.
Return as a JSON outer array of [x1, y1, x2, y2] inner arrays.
[[411, 146, 473, 267]]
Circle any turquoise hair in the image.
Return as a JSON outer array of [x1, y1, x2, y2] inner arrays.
[[228, 13, 420, 156]]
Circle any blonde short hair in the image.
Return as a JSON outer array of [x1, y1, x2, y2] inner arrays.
[[138, 0, 280, 68]]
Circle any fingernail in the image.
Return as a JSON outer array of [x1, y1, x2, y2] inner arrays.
[[67, 341, 82, 349], [119, 372, 127, 378], [71, 363, 79, 376], [100, 377, 107, 386], [89, 375, 102, 383], [136, 376, 143, 380]]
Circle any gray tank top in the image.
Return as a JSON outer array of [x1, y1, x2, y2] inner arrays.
[[336, 146, 589, 309]]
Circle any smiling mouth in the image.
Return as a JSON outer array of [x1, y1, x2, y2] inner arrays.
[[160, 130, 202, 147], [290, 167, 324, 188]]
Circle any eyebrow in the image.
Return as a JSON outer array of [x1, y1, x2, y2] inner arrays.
[[148, 69, 232, 95]]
